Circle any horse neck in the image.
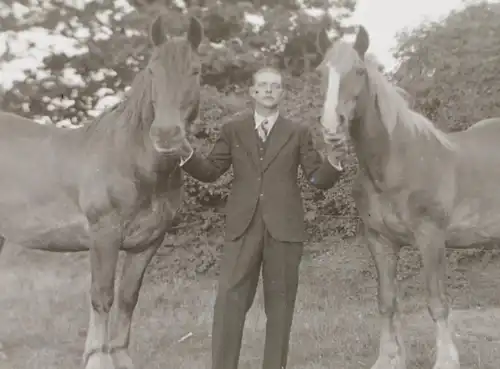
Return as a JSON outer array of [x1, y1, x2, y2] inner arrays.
[[350, 87, 451, 191], [80, 72, 171, 180], [349, 87, 391, 189]]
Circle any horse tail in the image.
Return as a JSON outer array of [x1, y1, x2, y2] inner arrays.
[[0, 235, 4, 255]]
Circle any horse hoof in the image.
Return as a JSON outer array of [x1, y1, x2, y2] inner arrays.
[[433, 342, 460, 369], [111, 348, 135, 369], [432, 359, 460, 369], [370, 356, 406, 369], [84, 352, 115, 369]]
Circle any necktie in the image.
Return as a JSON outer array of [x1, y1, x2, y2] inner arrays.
[[258, 119, 269, 142]]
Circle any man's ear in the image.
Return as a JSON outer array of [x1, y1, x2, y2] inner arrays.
[[249, 85, 256, 98]]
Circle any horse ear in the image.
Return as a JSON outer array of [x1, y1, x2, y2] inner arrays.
[[315, 29, 330, 56], [353, 25, 370, 59], [149, 15, 167, 46], [187, 16, 204, 51]]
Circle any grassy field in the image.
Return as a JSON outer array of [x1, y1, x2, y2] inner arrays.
[[1, 236, 500, 369]]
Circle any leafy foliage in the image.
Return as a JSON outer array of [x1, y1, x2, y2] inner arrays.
[[391, 1, 500, 132], [1, 0, 356, 122]]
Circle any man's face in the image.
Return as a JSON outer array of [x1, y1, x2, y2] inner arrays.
[[249, 70, 284, 109]]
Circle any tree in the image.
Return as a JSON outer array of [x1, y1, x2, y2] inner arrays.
[[391, 1, 500, 132], [1, 0, 357, 125]]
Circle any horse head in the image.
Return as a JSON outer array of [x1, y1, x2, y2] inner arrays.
[[314, 26, 370, 141], [145, 15, 204, 154]]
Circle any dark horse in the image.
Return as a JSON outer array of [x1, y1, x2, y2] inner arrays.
[[315, 26, 500, 369], [0, 15, 203, 369]]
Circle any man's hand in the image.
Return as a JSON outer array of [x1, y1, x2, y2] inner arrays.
[[327, 151, 344, 171], [177, 138, 194, 166], [321, 127, 348, 171]]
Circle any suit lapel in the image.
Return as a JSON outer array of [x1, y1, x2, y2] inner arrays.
[[262, 116, 294, 171], [235, 116, 260, 167]]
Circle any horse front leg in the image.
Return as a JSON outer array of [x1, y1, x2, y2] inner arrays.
[[367, 229, 406, 369], [109, 241, 162, 369], [416, 223, 459, 369], [83, 214, 122, 369]]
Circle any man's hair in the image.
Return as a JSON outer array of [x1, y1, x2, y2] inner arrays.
[[252, 66, 283, 85]]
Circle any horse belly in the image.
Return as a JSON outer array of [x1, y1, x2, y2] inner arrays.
[[0, 126, 90, 250], [0, 170, 89, 251], [446, 149, 500, 247], [446, 199, 500, 248], [0, 197, 90, 251], [434, 132, 500, 248]]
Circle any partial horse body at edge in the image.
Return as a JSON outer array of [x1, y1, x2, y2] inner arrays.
[[0, 14, 204, 369], [316, 24, 500, 369]]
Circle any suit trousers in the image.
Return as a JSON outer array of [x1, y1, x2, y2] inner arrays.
[[211, 201, 304, 369]]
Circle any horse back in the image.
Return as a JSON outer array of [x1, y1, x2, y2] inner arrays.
[[0, 111, 58, 136], [0, 111, 79, 184], [451, 118, 500, 181]]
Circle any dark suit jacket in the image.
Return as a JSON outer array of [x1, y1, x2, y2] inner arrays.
[[182, 114, 342, 242]]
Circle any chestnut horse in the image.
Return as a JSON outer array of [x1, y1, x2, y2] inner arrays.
[[0, 15, 203, 369], [315, 26, 500, 369]]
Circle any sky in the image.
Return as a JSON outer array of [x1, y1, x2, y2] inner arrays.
[[0, 0, 470, 89], [350, 0, 469, 70], [0, 0, 471, 115]]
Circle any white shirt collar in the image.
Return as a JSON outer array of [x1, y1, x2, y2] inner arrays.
[[254, 110, 279, 129]]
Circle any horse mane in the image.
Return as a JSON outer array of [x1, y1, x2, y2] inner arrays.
[[364, 58, 456, 151], [82, 68, 154, 142], [82, 38, 196, 140]]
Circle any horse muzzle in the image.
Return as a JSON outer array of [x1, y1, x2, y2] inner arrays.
[[149, 124, 186, 154]]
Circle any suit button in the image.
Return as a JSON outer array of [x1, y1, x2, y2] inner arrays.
[[260, 193, 263, 197], [260, 157, 263, 160]]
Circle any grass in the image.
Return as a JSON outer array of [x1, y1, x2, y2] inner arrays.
[[1, 236, 500, 369]]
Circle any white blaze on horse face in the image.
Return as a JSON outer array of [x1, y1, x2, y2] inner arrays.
[[322, 65, 341, 135]]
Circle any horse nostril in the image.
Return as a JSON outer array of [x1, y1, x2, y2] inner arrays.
[[339, 114, 346, 125]]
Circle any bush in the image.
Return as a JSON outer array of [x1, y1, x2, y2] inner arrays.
[[152, 72, 360, 278]]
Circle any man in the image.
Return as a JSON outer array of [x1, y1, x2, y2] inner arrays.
[[178, 66, 346, 369]]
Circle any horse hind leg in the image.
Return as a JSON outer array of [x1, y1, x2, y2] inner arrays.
[[0, 234, 5, 359], [366, 229, 406, 369], [0, 234, 5, 254], [109, 241, 162, 369], [416, 223, 460, 369], [0, 235, 6, 358]]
